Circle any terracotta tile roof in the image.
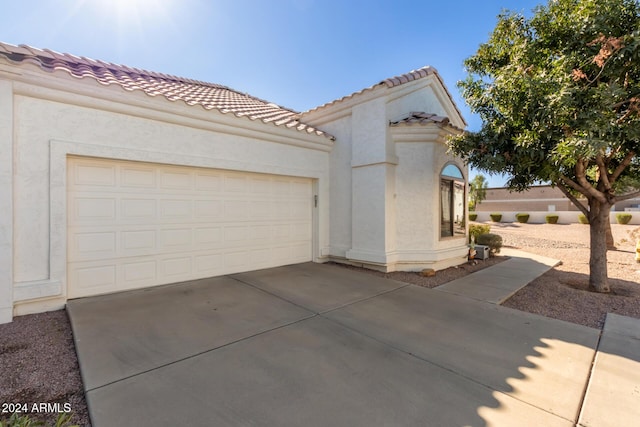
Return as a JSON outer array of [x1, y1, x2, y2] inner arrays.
[[303, 66, 467, 126], [390, 111, 449, 125], [381, 66, 437, 87], [0, 42, 332, 139]]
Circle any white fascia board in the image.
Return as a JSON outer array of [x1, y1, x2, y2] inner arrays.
[[4, 65, 333, 152]]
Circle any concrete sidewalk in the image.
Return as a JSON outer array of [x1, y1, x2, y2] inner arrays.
[[66, 261, 639, 427], [579, 313, 640, 427], [435, 247, 560, 303]]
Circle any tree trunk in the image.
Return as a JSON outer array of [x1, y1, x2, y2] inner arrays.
[[606, 221, 616, 249], [588, 199, 611, 293]]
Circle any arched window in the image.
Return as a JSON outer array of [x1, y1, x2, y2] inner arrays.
[[440, 164, 465, 238]]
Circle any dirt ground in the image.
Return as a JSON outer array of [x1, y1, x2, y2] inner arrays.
[[1, 223, 638, 426]]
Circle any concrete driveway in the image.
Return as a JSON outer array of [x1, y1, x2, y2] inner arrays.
[[67, 262, 602, 427]]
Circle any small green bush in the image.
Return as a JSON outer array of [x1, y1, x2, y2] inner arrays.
[[515, 213, 529, 223], [545, 214, 559, 224], [476, 233, 503, 255], [489, 213, 502, 222], [616, 213, 632, 224], [469, 213, 478, 221], [469, 224, 490, 243], [578, 214, 589, 224]]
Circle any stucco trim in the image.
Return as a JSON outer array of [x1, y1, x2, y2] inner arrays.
[[351, 158, 399, 168], [345, 248, 389, 265], [9, 78, 333, 152], [0, 79, 13, 323], [13, 280, 62, 302]]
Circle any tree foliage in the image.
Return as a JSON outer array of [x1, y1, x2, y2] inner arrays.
[[449, 0, 640, 292]]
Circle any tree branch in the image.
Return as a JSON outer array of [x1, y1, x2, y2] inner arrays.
[[595, 152, 612, 192], [557, 182, 589, 216], [612, 94, 640, 109], [610, 151, 636, 183], [616, 189, 640, 202], [559, 173, 590, 197], [576, 158, 607, 203]]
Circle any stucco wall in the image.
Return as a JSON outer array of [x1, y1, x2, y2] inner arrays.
[[312, 115, 352, 258], [0, 80, 12, 323], [387, 84, 446, 122], [8, 83, 331, 318], [304, 78, 468, 271], [393, 136, 468, 269], [476, 185, 639, 212]]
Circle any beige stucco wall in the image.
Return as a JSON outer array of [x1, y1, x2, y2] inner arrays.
[[2, 70, 332, 321], [476, 185, 639, 213]]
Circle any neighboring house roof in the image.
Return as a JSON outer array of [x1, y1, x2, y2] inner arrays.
[[302, 66, 467, 126], [0, 42, 332, 139], [389, 112, 463, 132]]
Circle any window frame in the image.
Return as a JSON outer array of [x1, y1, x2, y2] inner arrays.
[[439, 163, 466, 239]]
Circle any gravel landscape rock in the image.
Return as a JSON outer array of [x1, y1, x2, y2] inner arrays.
[[497, 223, 640, 329]]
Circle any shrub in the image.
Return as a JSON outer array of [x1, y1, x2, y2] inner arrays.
[[616, 213, 633, 224], [578, 214, 589, 224], [489, 213, 502, 222], [515, 213, 529, 223], [469, 213, 478, 221], [469, 224, 490, 243], [545, 214, 559, 224], [476, 233, 503, 255]]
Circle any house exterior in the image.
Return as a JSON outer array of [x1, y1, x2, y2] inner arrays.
[[0, 42, 467, 323]]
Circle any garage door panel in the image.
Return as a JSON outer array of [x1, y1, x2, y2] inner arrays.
[[160, 257, 192, 279], [195, 172, 222, 191], [121, 230, 157, 256], [195, 227, 223, 247], [67, 157, 313, 298], [73, 197, 117, 222], [194, 200, 223, 219], [159, 199, 192, 219], [224, 200, 249, 219], [160, 170, 192, 189], [122, 198, 156, 219], [225, 175, 248, 193], [70, 264, 117, 297], [121, 166, 156, 188], [122, 259, 157, 284], [159, 228, 192, 248], [73, 231, 116, 260], [74, 163, 117, 186], [195, 253, 224, 275]]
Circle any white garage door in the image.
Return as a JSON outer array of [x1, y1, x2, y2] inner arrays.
[[67, 157, 313, 298]]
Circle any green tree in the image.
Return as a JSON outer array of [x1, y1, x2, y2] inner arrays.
[[469, 174, 489, 211], [449, 0, 640, 293]]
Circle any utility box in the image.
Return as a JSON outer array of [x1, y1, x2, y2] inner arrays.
[[475, 245, 490, 260]]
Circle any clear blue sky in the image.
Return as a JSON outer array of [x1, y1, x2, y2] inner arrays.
[[0, 0, 544, 186]]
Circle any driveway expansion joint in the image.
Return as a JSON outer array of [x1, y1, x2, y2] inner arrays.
[[85, 312, 319, 394]]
